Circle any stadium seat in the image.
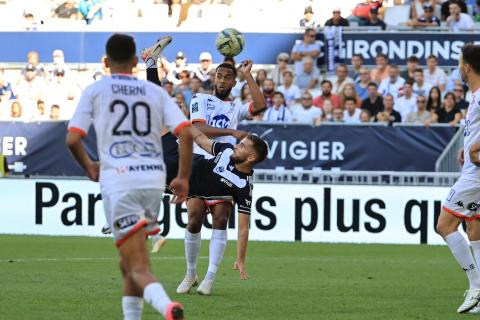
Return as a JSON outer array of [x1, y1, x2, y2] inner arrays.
[[384, 5, 410, 26]]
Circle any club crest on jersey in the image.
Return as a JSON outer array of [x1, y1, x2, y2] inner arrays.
[[216, 166, 225, 173], [209, 114, 231, 128]]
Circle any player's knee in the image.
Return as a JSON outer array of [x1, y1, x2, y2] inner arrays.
[[212, 213, 228, 229], [119, 258, 129, 277], [187, 221, 202, 233], [436, 214, 458, 238], [129, 265, 151, 281]]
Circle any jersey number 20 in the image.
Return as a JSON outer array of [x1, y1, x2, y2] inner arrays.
[[110, 100, 151, 136]]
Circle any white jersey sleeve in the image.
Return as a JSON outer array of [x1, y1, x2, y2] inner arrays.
[[68, 85, 94, 136], [190, 93, 207, 124], [462, 89, 480, 180], [236, 101, 254, 121]]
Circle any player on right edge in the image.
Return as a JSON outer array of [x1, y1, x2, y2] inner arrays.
[[437, 44, 480, 314]]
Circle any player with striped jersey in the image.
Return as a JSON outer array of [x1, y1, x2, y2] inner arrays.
[[437, 44, 480, 314], [67, 34, 193, 320]]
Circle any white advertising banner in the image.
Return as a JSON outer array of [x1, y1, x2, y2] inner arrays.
[[0, 179, 458, 245]]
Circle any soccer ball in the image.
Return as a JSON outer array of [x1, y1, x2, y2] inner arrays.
[[215, 28, 244, 57]]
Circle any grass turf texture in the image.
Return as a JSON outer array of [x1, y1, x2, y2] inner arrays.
[[0, 235, 472, 319]]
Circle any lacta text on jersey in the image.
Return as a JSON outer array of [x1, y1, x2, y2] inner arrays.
[[111, 84, 146, 96]]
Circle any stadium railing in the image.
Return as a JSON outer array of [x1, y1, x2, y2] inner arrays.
[[435, 125, 464, 173]]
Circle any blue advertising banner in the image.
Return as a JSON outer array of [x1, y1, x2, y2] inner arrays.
[[0, 31, 479, 66], [0, 121, 456, 176]]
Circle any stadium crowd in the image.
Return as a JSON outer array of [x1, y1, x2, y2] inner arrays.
[[0, 0, 478, 126]]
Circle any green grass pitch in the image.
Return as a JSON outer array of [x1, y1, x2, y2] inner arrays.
[[0, 235, 473, 319]]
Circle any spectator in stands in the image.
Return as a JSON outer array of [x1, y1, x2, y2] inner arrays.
[[453, 83, 469, 114], [410, 0, 434, 20], [340, 83, 362, 107], [16, 63, 46, 104], [324, 8, 350, 26], [426, 86, 442, 111], [395, 80, 417, 121], [190, 76, 204, 96], [0, 70, 15, 102], [331, 108, 345, 122], [45, 67, 79, 104], [413, 68, 433, 96], [10, 101, 23, 120], [256, 69, 267, 88], [193, 52, 214, 83], [380, 93, 402, 124], [355, 67, 371, 100], [364, 6, 386, 29], [79, 0, 103, 24], [46, 49, 71, 81], [53, 1, 80, 19], [270, 53, 291, 87], [360, 109, 372, 123], [32, 100, 48, 121], [234, 84, 252, 106], [292, 92, 322, 125], [441, 0, 468, 20], [376, 111, 390, 124], [168, 51, 189, 85], [22, 51, 44, 77], [50, 104, 61, 120], [278, 70, 301, 106], [331, 64, 354, 95], [262, 92, 293, 123], [300, 6, 320, 29], [424, 55, 447, 91], [406, 95, 433, 125], [343, 97, 362, 124], [291, 28, 321, 77], [175, 70, 192, 106], [446, 68, 462, 92], [202, 69, 216, 92], [348, 54, 364, 82], [350, 0, 383, 26], [446, 1, 474, 30], [370, 53, 389, 84], [313, 80, 341, 109], [323, 99, 334, 121], [231, 66, 246, 98], [378, 64, 405, 100], [432, 92, 462, 125], [294, 56, 320, 92], [400, 56, 420, 82], [163, 81, 174, 98], [263, 79, 275, 108], [175, 92, 186, 110], [361, 82, 384, 116], [407, 2, 441, 26]]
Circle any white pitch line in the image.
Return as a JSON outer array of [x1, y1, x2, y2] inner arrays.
[[0, 256, 208, 263]]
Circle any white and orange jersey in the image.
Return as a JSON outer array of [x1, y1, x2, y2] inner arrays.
[[462, 88, 480, 180], [189, 92, 253, 158], [68, 74, 189, 195]]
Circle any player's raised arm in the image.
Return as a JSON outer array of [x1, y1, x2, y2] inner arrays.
[[188, 125, 215, 155], [240, 60, 266, 115]]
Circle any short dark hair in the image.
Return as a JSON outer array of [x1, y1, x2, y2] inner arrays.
[[321, 79, 333, 87], [352, 54, 363, 60], [414, 68, 423, 74], [106, 33, 136, 64], [216, 62, 237, 78], [51, 104, 60, 110], [404, 79, 414, 86], [273, 91, 285, 99], [389, 64, 399, 70], [367, 82, 378, 88], [344, 97, 356, 104], [304, 28, 315, 35], [407, 56, 419, 63], [246, 134, 269, 164], [376, 53, 388, 60], [462, 43, 480, 74], [427, 54, 438, 61]]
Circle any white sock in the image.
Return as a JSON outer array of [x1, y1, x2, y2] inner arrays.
[[151, 233, 162, 241], [145, 57, 157, 69], [445, 231, 480, 288], [471, 240, 480, 268], [185, 229, 201, 278], [206, 229, 227, 280], [122, 296, 143, 320], [143, 282, 171, 317]]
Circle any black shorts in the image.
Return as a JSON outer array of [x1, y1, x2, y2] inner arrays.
[[163, 132, 179, 186]]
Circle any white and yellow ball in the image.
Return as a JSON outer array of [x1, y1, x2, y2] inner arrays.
[[215, 28, 245, 57]]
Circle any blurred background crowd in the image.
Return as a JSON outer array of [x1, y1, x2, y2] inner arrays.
[[0, 0, 478, 126]]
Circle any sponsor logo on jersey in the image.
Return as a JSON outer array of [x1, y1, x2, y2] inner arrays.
[[115, 164, 164, 174], [209, 114, 231, 128], [229, 165, 234, 171], [220, 178, 233, 187], [192, 102, 199, 113], [467, 202, 479, 211], [245, 199, 251, 206], [216, 166, 225, 173], [114, 214, 140, 230], [110, 140, 162, 159]]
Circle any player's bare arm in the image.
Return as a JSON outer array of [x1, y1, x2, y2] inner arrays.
[[234, 212, 250, 280], [66, 131, 99, 182], [193, 122, 248, 140], [240, 60, 267, 115], [170, 126, 193, 204]]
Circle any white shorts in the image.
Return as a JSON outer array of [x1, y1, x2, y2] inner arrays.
[[102, 189, 162, 247], [443, 177, 480, 221]]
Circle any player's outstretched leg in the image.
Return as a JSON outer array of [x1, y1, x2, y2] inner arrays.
[[120, 226, 184, 319], [437, 210, 480, 313], [197, 202, 231, 296], [177, 198, 206, 294], [141, 36, 172, 69]]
